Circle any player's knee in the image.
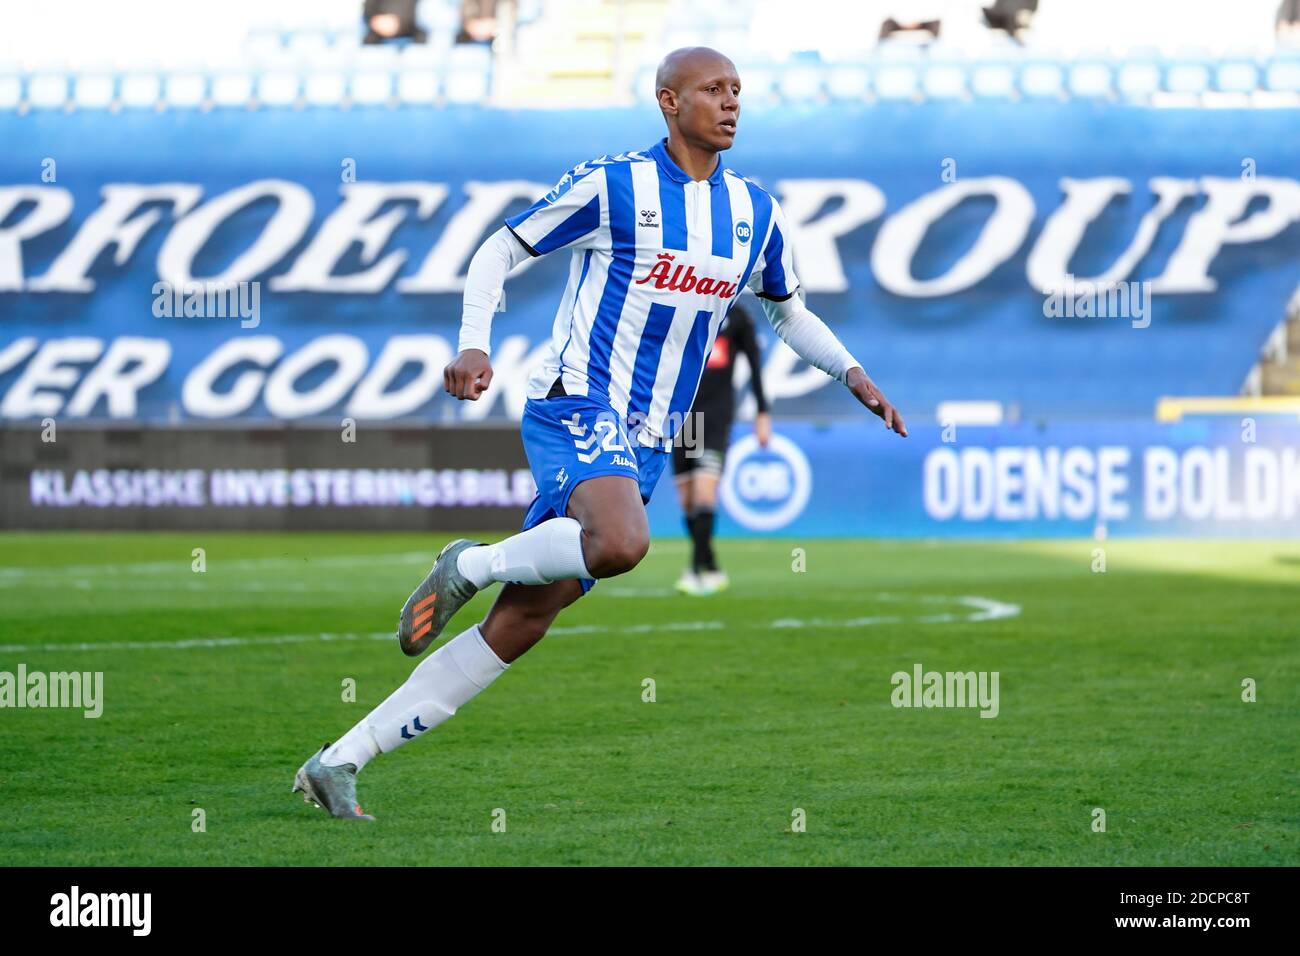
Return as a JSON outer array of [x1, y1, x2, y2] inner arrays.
[[583, 527, 649, 577]]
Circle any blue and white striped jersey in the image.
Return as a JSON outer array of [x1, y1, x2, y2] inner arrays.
[[505, 138, 798, 448]]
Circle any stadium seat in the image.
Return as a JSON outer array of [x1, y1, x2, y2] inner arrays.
[[211, 74, 256, 107], [922, 65, 968, 99], [73, 75, 116, 110], [1068, 64, 1114, 98], [257, 72, 301, 107], [1020, 63, 1065, 98], [873, 65, 920, 100], [164, 74, 207, 109], [304, 72, 349, 106], [119, 74, 162, 109], [1116, 63, 1163, 97], [970, 64, 1018, 98], [825, 66, 870, 101], [1166, 63, 1211, 94], [397, 71, 440, 105], [351, 72, 395, 106], [1265, 59, 1300, 91], [1215, 62, 1261, 93]]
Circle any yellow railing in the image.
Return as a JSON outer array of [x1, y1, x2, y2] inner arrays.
[[1155, 396, 1300, 422]]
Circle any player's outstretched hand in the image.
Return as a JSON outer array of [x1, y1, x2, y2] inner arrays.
[[444, 349, 493, 401], [755, 411, 772, 447], [846, 367, 907, 437]]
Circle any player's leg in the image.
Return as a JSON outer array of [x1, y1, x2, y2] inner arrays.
[[689, 468, 723, 580], [475, 473, 646, 660], [298, 576, 581, 819], [683, 442, 727, 593], [296, 477, 647, 817], [672, 442, 702, 593], [397, 398, 652, 655], [395, 514, 591, 657]]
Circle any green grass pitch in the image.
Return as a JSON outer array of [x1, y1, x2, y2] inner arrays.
[[0, 532, 1295, 866]]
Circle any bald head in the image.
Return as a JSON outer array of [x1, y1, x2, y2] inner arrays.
[[655, 47, 736, 100]]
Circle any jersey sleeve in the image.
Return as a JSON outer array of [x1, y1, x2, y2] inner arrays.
[[504, 161, 606, 257], [747, 195, 798, 301]]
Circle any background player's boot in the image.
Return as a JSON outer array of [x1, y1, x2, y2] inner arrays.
[[676, 569, 704, 595], [292, 744, 375, 821], [397, 538, 483, 656], [698, 570, 730, 594]]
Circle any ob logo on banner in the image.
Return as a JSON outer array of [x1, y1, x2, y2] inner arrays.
[[719, 433, 812, 531]]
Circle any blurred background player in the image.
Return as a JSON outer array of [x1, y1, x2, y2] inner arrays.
[[673, 299, 770, 596]]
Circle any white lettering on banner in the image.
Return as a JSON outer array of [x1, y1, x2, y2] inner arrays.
[[182, 336, 283, 418], [157, 180, 313, 287], [30, 469, 207, 507], [1028, 177, 1197, 293], [262, 334, 367, 419], [65, 337, 171, 418], [28, 185, 203, 292], [872, 177, 1036, 297], [925, 445, 1300, 523], [0, 333, 824, 422], [27, 469, 537, 509], [2, 176, 1296, 294], [397, 181, 548, 292], [346, 335, 451, 419], [1152, 177, 1300, 293], [272, 182, 447, 293], [0, 337, 104, 419], [772, 179, 887, 294], [0, 186, 74, 290]]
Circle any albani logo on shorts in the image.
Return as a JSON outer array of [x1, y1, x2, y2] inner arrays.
[[635, 253, 740, 298]]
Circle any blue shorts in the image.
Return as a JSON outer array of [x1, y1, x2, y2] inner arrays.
[[520, 394, 670, 593]]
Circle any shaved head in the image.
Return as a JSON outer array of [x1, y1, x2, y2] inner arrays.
[[655, 46, 735, 98]]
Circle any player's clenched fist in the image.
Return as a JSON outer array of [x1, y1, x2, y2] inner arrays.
[[443, 349, 493, 401]]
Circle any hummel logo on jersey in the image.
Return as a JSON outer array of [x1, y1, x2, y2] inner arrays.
[[610, 454, 637, 469], [639, 209, 659, 227], [635, 253, 740, 298], [564, 414, 602, 464]]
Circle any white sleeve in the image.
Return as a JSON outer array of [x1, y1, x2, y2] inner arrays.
[[756, 293, 862, 385], [457, 226, 532, 356]]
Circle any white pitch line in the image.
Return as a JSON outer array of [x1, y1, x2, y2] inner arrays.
[[0, 552, 434, 582], [0, 595, 1020, 654]]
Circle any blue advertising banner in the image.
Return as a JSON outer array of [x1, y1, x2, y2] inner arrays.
[[2, 102, 1299, 425], [648, 417, 1300, 538]]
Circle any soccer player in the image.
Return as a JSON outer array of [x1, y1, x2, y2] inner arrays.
[[673, 299, 769, 596], [293, 46, 906, 819]]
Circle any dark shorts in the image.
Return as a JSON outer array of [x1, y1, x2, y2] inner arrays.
[[672, 413, 731, 479]]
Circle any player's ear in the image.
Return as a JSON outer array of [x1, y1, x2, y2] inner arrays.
[[657, 87, 678, 115]]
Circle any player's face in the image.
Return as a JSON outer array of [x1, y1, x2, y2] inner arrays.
[[678, 62, 741, 152]]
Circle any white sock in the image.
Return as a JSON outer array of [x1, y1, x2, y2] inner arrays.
[[456, 516, 591, 588], [322, 624, 508, 771]]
